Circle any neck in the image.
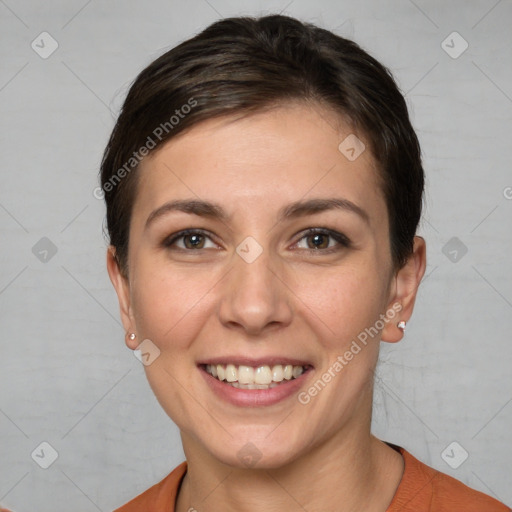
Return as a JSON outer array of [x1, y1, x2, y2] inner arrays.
[[176, 423, 403, 512]]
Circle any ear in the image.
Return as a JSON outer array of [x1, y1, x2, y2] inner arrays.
[[381, 236, 427, 343], [106, 246, 138, 349]]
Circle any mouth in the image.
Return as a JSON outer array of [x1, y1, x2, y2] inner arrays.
[[200, 362, 312, 390]]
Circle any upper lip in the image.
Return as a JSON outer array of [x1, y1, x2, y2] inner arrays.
[[198, 356, 313, 368]]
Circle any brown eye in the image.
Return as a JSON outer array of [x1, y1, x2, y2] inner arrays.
[[183, 233, 205, 249], [295, 229, 351, 252], [306, 233, 329, 249], [163, 229, 218, 250]]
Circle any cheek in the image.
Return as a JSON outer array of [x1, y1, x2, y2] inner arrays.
[[129, 263, 218, 426], [130, 261, 216, 348], [293, 262, 388, 347]]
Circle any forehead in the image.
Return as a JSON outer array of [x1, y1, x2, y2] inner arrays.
[[133, 103, 386, 228]]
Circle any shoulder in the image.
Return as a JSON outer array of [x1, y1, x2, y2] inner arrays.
[[113, 461, 187, 512], [386, 444, 510, 512]]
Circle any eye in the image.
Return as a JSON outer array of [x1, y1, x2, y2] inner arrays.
[[294, 228, 351, 252], [163, 229, 219, 250]]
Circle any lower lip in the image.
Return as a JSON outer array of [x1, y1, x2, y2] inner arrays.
[[199, 365, 312, 407]]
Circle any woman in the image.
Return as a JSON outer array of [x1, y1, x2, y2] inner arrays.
[[99, 14, 509, 512]]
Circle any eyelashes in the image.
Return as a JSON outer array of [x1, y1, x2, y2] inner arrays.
[[163, 229, 217, 250], [162, 228, 352, 254], [294, 228, 351, 252]]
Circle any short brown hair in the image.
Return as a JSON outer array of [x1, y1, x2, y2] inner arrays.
[[100, 14, 424, 276]]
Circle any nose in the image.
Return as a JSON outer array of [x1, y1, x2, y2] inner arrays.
[[218, 246, 293, 336]]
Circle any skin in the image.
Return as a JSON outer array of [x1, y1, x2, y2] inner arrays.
[[107, 102, 426, 511]]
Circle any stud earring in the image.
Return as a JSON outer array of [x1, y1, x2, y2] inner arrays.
[[397, 321, 406, 332], [128, 333, 136, 341]]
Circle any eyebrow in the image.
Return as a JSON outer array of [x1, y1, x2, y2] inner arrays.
[[145, 197, 370, 230]]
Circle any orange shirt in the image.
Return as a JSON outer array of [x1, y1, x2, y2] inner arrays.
[[114, 445, 510, 511]]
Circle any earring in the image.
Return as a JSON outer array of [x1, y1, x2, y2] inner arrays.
[[397, 321, 406, 332], [128, 333, 136, 341]]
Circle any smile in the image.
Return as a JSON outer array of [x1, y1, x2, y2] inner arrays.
[[203, 363, 309, 389]]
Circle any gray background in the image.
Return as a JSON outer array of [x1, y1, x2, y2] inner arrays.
[[1, 0, 511, 510]]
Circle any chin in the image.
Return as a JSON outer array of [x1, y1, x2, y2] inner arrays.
[[203, 433, 305, 470]]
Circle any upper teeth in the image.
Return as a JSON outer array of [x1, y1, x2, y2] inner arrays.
[[205, 364, 305, 385]]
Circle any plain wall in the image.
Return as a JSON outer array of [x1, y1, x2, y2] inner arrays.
[[1, 0, 511, 510]]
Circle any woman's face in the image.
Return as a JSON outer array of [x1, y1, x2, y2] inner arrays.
[[110, 103, 409, 468]]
